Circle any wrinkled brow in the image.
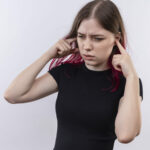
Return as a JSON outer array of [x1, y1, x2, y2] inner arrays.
[[77, 32, 105, 37]]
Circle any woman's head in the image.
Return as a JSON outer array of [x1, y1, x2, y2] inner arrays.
[[77, 17, 121, 68], [49, 0, 127, 92]]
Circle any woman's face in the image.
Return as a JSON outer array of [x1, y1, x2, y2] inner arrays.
[[77, 18, 119, 69]]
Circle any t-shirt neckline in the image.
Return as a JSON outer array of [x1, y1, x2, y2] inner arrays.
[[82, 62, 112, 75]]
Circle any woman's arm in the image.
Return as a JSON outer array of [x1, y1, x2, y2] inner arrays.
[[3, 48, 54, 103], [4, 37, 77, 103], [115, 75, 142, 143]]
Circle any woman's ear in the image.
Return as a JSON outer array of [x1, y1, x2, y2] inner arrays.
[[114, 32, 121, 45]]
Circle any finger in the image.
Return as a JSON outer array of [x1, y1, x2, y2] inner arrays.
[[115, 40, 127, 55], [60, 40, 71, 51], [113, 54, 122, 57], [113, 58, 120, 63], [57, 43, 65, 52], [62, 40, 71, 49], [112, 59, 122, 72], [60, 42, 67, 51], [113, 54, 122, 59], [65, 37, 77, 44], [115, 65, 122, 72], [113, 63, 122, 72]]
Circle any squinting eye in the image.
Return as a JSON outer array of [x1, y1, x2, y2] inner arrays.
[[77, 35, 104, 41], [77, 35, 84, 38], [94, 38, 103, 41]]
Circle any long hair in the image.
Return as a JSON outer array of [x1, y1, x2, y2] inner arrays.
[[48, 0, 127, 92]]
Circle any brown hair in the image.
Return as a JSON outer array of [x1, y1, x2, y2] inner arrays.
[[49, 0, 127, 92]]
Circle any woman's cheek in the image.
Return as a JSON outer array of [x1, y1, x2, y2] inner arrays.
[[103, 40, 114, 52]]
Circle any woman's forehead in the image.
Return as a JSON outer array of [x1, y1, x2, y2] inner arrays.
[[77, 19, 111, 36], [77, 24, 115, 37], [77, 28, 111, 37]]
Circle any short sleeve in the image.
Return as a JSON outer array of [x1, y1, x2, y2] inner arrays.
[[120, 76, 143, 101], [139, 78, 143, 101], [47, 64, 64, 86]]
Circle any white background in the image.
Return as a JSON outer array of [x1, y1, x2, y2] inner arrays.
[[0, 0, 149, 149]]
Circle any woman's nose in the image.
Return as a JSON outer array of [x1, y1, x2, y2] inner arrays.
[[83, 39, 92, 50]]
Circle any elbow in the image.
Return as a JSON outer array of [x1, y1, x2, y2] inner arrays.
[[3, 93, 16, 104], [117, 134, 135, 144], [136, 131, 140, 136]]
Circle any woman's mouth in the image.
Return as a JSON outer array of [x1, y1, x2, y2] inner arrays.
[[83, 54, 94, 60]]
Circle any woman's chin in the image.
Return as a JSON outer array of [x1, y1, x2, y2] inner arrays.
[[84, 59, 97, 65]]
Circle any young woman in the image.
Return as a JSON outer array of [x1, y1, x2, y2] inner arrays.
[[4, 0, 143, 150]]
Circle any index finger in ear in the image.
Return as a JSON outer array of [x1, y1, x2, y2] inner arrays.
[[115, 40, 127, 55], [65, 37, 77, 44]]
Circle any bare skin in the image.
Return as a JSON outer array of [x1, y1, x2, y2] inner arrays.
[[4, 37, 78, 103], [77, 18, 120, 71]]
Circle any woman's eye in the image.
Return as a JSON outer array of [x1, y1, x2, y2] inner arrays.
[[77, 35, 84, 38], [77, 35, 103, 41], [94, 38, 103, 41]]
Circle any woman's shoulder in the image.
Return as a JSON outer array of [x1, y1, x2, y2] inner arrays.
[[53, 62, 82, 78], [118, 73, 143, 90], [62, 62, 83, 70]]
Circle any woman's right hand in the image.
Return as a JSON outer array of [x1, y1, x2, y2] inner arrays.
[[49, 37, 79, 58]]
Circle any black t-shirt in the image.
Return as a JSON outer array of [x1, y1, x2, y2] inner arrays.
[[48, 62, 143, 150]]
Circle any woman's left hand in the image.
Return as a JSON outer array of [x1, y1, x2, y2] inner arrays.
[[112, 40, 138, 78]]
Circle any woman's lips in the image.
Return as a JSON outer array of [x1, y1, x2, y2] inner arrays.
[[83, 54, 94, 60]]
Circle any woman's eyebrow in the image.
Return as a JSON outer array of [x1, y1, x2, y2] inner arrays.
[[77, 32, 105, 37]]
